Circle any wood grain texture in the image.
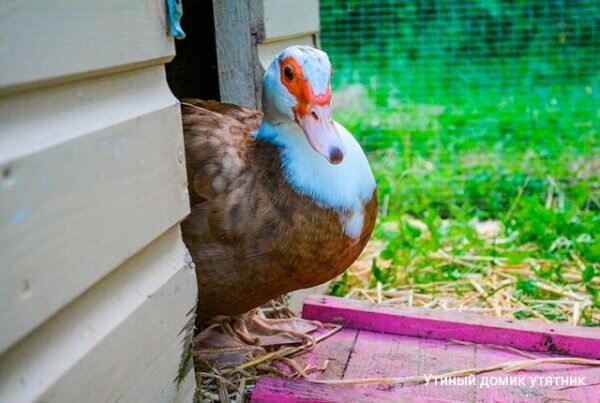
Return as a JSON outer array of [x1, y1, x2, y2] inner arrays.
[[253, 296, 600, 401], [474, 346, 600, 402], [212, 0, 258, 108], [0, 226, 197, 403], [0, 66, 189, 354], [0, 0, 174, 94], [251, 377, 448, 403], [254, 331, 600, 402], [213, 0, 320, 109], [292, 328, 359, 380], [342, 332, 475, 401], [302, 295, 600, 359]]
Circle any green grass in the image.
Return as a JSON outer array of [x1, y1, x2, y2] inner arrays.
[[329, 85, 599, 324], [319, 0, 599, 324]]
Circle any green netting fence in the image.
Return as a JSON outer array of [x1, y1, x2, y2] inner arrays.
[[320, 0, 599, 218]]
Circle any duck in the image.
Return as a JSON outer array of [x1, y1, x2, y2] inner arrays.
[[181, 45, 377, 343]]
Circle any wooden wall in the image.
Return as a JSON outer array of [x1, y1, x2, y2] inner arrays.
[[212, 0, 320, 109], [0, 1, 197, 401]]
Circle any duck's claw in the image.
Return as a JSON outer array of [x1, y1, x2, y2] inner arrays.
[[214, 310, 322, 347]]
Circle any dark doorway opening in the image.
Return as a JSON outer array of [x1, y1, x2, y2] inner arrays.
[[166, 0, 220, 100]]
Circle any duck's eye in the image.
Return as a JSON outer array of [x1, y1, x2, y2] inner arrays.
[[283, 66, 294, 80]]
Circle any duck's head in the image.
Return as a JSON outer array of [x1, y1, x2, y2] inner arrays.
[[262, 46, 345, 165]]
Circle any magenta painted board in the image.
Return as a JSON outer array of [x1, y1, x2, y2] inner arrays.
[[251, 377, 455, 403], [252, 296, 600, 402], [302, 295, 600, 359]]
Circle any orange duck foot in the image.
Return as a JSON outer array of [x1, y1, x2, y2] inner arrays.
[[213, 310, 322, 347]]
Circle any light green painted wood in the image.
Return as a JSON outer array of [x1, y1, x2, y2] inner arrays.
[[0, 0, 175, 94], [0, 66, 189, 355], [0, 227, 197, 403]]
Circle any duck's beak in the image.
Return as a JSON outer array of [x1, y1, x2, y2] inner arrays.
[[297, 104, 346, 165]]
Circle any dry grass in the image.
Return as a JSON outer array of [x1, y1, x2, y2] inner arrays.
[[193, 296, 341, 402], [336, 228, 599, 326]]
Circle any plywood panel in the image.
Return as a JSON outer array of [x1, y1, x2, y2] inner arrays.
[[0, 226, 197, 403], [262, 0, 319, 42], [0, 0, 174, 93], [0, 66, 189, 354]]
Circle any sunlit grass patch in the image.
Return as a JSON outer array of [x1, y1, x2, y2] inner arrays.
[[330, 93, 599, 326]]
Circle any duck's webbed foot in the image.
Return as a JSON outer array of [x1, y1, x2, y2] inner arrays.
[[215, 310, 322, 347]]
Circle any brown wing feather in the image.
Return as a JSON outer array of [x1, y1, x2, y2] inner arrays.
[[180, 99, 376, 320], [182, 99, 262, 132], [180, 99, 262, 207]]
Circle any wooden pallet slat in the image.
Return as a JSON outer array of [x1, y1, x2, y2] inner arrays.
[[252, 377, 449, 403], [302, 296, 600, 359], [253, 295, 600, 402]]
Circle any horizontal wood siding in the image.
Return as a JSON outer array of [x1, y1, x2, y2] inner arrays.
[[0, 226, 197, 403], [0, 66, 189, 355], [0, 0, 174, 94], [261, 0, 319, 42], [1, 1, 197, 400], [256, 35, 317, 70]]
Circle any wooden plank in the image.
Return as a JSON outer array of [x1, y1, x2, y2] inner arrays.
[[251, 376, 449, 403], [415, 338, 476, 401], [249, 0, 267, 110], [343, 332, 420, 382], [342, 332, 475, 401], [302, 296, 600, 359], [291, 329, 358, 380], [212, 0, 258, 108], [474, 346, 600, 402], [0, 0, 174, 94], [261, 0, 319, 42], [0, 226, 197, 403], [0, 66, 189, 354]]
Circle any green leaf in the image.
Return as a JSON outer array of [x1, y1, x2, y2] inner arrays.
[[582, 266, 597, 283], [380, 248, 395, 260], [330, 273, 349, 297], [586, 286, 600, 308], [514, 310, 534, 320], [516, 279, 539, 296]]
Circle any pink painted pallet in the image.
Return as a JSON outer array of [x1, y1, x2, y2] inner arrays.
[[252, 295, 600, 402]]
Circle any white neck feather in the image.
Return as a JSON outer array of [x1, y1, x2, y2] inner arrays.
[[255, 121, 376, 239]]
